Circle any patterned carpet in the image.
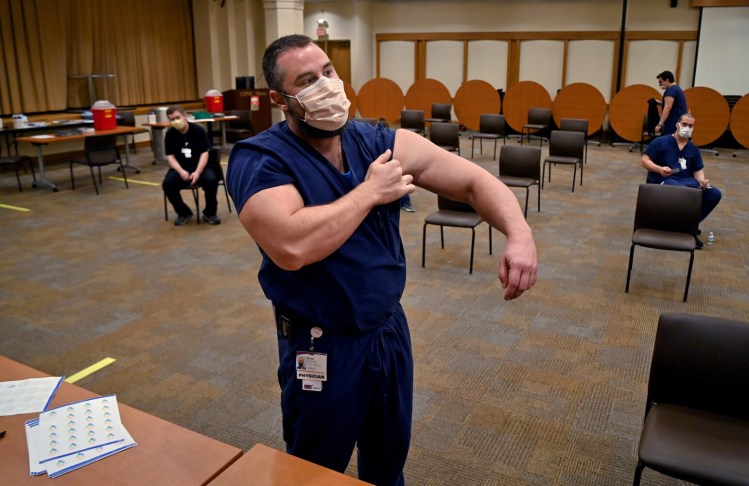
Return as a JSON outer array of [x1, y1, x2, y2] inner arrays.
[[2, 133, 748, 485]]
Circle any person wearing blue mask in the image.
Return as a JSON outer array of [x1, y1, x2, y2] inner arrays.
[[641, 113, 722, 248], [226, 35, 538, 486], [162, 105, 220, 226]]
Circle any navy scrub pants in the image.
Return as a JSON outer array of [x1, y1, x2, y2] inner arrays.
[[276, 303, 413, 486]]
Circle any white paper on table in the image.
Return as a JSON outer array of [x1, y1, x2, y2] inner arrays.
[[0, 377, 63, 416], [25, 395, 137, 478]]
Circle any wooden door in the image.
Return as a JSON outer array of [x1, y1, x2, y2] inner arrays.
[[320, 40, 351, 86]]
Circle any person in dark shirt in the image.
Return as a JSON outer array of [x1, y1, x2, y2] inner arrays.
[[641, 113, 722, 247], [654, 70, 688, 136], [162, 105, 220, 226]]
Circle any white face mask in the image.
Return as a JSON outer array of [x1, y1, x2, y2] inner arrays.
[[678, 126, 693, 138], [284, 77, 351, 131]]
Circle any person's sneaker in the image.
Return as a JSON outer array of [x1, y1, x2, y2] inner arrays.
[[202, 214, 221, 225], [174, 214, 192, 226], [695, 236, 704, 249], [401, 203, 416, 212]]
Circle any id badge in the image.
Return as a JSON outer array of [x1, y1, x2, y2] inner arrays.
[[182, 147, 192, 158], [296, 351, 327, 381]]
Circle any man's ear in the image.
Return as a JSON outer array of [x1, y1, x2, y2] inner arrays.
[[270, 91, 287, 111]]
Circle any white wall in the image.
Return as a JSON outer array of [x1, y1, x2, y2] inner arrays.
[[193, 0, 265, 95], [694, 6, 749, 95], [303, 2, 374, 91]]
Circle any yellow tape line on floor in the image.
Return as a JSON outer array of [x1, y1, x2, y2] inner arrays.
[[108, 177, 160, 186], [0, 203, 31, 212], [65, 357, 116, 384]]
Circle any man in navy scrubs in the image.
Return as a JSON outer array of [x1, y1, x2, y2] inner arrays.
[[227, 35, 537, 485], [642, 113, 722, 248]]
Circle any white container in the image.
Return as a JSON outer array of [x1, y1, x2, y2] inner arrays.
[[12, 114, 28, 129]]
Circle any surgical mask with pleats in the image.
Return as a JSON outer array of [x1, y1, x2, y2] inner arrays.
[[678, 126, 693, 138], [171, 119, 186, 130], [283, 77, 351, 131]]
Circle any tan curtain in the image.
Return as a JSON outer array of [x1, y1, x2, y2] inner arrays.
[[0, 0, 70, 113], [1, 0, 197, 114]]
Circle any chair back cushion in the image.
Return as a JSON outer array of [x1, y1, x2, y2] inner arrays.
[[559, 118, 588, 135], [499, 145, 541, 179], [548, 130, 585, 158], [527, 107, 551, 125], [650, 313, 749, 421], [228, 110, 251, 128], [400, 110, 425, 130], [430, 103, 452, 120], [634, 184, 701, 235], [117, 111, 135, 127], [429, 122, 459, 149], [437, 195, 474, 213], [84, 134, 120, 164], [479, 114, 505, 136]]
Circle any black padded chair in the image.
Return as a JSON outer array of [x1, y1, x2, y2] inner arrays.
[[163, 147, 232, 224], [469, 114, 506, 159], [429, 122, 460, 156], [542, 130, 585, 193], [559, 118, 589, 164], [625, 184, 701, 302], [497, 145, 542, 218], [633, 312, 749, 485], [521, 107, 551, 146], [1, 155, 36, 192], [224, 110, 253, 144], [69, 135, 128, 195], [117, 111, 138, 153], [424, 103, 452, 124], [400, 110, 425, 136], [637, 114, 657, 155], [422, 195, 492, 274]]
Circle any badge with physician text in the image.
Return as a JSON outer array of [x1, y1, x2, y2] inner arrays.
[[296, 351, 327, 381]]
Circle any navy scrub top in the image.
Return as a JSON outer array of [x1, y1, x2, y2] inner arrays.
[[226, 121, 406, 333]]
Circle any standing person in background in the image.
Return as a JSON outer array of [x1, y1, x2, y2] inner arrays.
[[654, 70, 688, 136], [162, 105, 221, 226]]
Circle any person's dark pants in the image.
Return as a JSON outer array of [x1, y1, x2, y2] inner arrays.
[[162, 166, 219, 217], [275, 304, 413, 486]]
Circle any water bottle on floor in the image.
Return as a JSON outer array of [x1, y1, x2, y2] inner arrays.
[[707, 232, 715, 245]]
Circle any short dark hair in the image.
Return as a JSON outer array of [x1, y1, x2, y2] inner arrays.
[[657, 70, 675, 83], [262, 35, 317, 92], [166, 105, 185, 117], [679, 112, 695, 123]]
